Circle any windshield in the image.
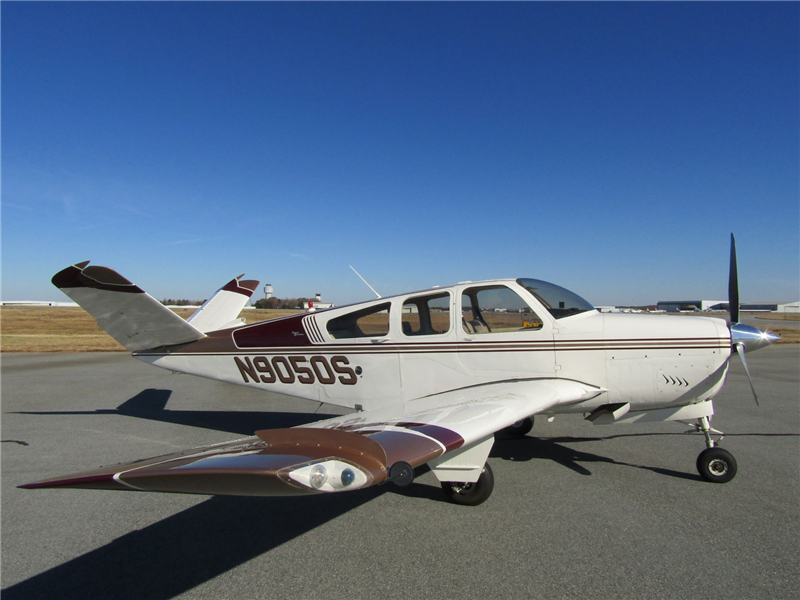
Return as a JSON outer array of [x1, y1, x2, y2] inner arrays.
[[517, 278, 595, 319]]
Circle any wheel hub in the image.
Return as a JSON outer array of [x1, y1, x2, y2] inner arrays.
[[451, 482, 473, 494], [709, 458, 728, 476]]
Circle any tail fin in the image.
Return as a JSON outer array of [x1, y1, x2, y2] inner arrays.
[[187, 275, 259, 333], [52, 262, 206, 352]]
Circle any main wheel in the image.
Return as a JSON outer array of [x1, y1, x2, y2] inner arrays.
[[504, 417, 534, 437], [440, 463, 494, 506], [697, 447, 738, 483]]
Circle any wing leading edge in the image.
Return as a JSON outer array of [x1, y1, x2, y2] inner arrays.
[[21, 379, 603, 497]]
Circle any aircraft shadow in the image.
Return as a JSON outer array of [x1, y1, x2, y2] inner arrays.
[[491, 436, 701, 481], [5, 391, 452, 596], [13, 388, 338, 435], [491, 428, 799, 481], [1, 489, 386, 600]]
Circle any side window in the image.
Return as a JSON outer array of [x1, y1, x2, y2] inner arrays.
[[461, 286, 543, 334], [461, 294, 476, 332], [402, 292, 451, 336], [327, 303, 391, 339]]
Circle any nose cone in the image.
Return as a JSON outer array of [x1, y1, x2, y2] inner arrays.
[[730, 322, 780, 353]]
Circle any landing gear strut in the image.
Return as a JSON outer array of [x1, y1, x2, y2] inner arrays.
[[693, 416, 737, 483]]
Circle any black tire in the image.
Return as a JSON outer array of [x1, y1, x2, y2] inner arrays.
[[440, 463, 494, 506], [697, 447, 738, 483], [504, 417, 534, 437]]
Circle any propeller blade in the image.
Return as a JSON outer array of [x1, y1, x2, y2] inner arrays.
[[734, 343, 760, 407], [728, 233, 740, 323], [725, 234, 778, 406]]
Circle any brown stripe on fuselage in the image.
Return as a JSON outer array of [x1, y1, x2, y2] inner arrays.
[[233, 315, 311, 347], [137, 332, 728, 357], [130, 295, 727, 355]]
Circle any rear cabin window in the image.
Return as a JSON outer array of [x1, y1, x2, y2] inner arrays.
[[462, 286, 543, 334], [402, 292, 451, 336], [327, 303, 391, 339]]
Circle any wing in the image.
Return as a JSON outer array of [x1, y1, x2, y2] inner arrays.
[[20, 379, 602, 497]]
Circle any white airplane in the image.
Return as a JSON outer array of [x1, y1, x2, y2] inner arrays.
[[22, 236, 779, 505]]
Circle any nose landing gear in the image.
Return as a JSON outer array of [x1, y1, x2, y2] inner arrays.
[[692, 416, 738, 483]]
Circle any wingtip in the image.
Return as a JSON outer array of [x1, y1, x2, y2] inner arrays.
[[51, 262, 143, 293], [52, 261, 89, 288], [222, 277, 260, 296], [18, 472, 126, 491]]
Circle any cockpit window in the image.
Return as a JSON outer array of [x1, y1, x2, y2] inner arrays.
[[517, 278, 595, 319], [461, 285, 543, 334]]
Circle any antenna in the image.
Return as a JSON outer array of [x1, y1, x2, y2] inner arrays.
[[349, 265, 381, 299]]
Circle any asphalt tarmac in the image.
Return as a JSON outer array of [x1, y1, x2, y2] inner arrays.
[[2, 346, 798, 599]]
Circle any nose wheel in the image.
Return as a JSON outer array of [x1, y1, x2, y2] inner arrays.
[[697, 447, 738, 483], [692, 416, 738, 483]]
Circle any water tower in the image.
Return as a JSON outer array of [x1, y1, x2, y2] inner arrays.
[[264, 284, 273, 300]]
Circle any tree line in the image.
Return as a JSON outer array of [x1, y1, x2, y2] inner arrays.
[[253, 297, 313, 310], [160, 297, 312, 310], [161, 299, 205, 306]]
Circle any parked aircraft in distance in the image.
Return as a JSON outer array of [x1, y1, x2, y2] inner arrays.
[[22, 236, 778, 505]]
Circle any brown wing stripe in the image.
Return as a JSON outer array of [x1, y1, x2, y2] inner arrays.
[[20, 425, 463, 496], [255, 427, 388, 472], [21, 428, 392, 496], [367, 431, 445, 468], [404, 424, 465, 452]]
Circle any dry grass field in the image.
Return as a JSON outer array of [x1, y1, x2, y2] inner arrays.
[[754, 312, 800, 321], [663, 311, 800, 344], [0, 306, 303, 352], [753, 313, 800, 344], [1, 306, 797, 352]]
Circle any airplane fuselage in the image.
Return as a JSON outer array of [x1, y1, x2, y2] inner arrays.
[[136, 278, 732, 417]]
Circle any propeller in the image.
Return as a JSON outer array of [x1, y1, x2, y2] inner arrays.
[[727, 234, 780, 406], [729, 234, 740, 324]]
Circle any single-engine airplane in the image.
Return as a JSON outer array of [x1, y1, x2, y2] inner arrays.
[[22, 235, 778, 505]]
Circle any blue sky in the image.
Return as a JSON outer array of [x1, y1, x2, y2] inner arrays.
[[3, 2, 798, 306]]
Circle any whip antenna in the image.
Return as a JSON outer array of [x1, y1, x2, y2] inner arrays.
[[349, 265, 381, 299]]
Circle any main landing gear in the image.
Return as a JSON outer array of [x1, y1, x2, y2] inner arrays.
[[504, 416, 534, 437], [692, 416, 737, 483], [440, 463, 495, 506], [435, 417, 531, 505], [435, 417, 531, 506]]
